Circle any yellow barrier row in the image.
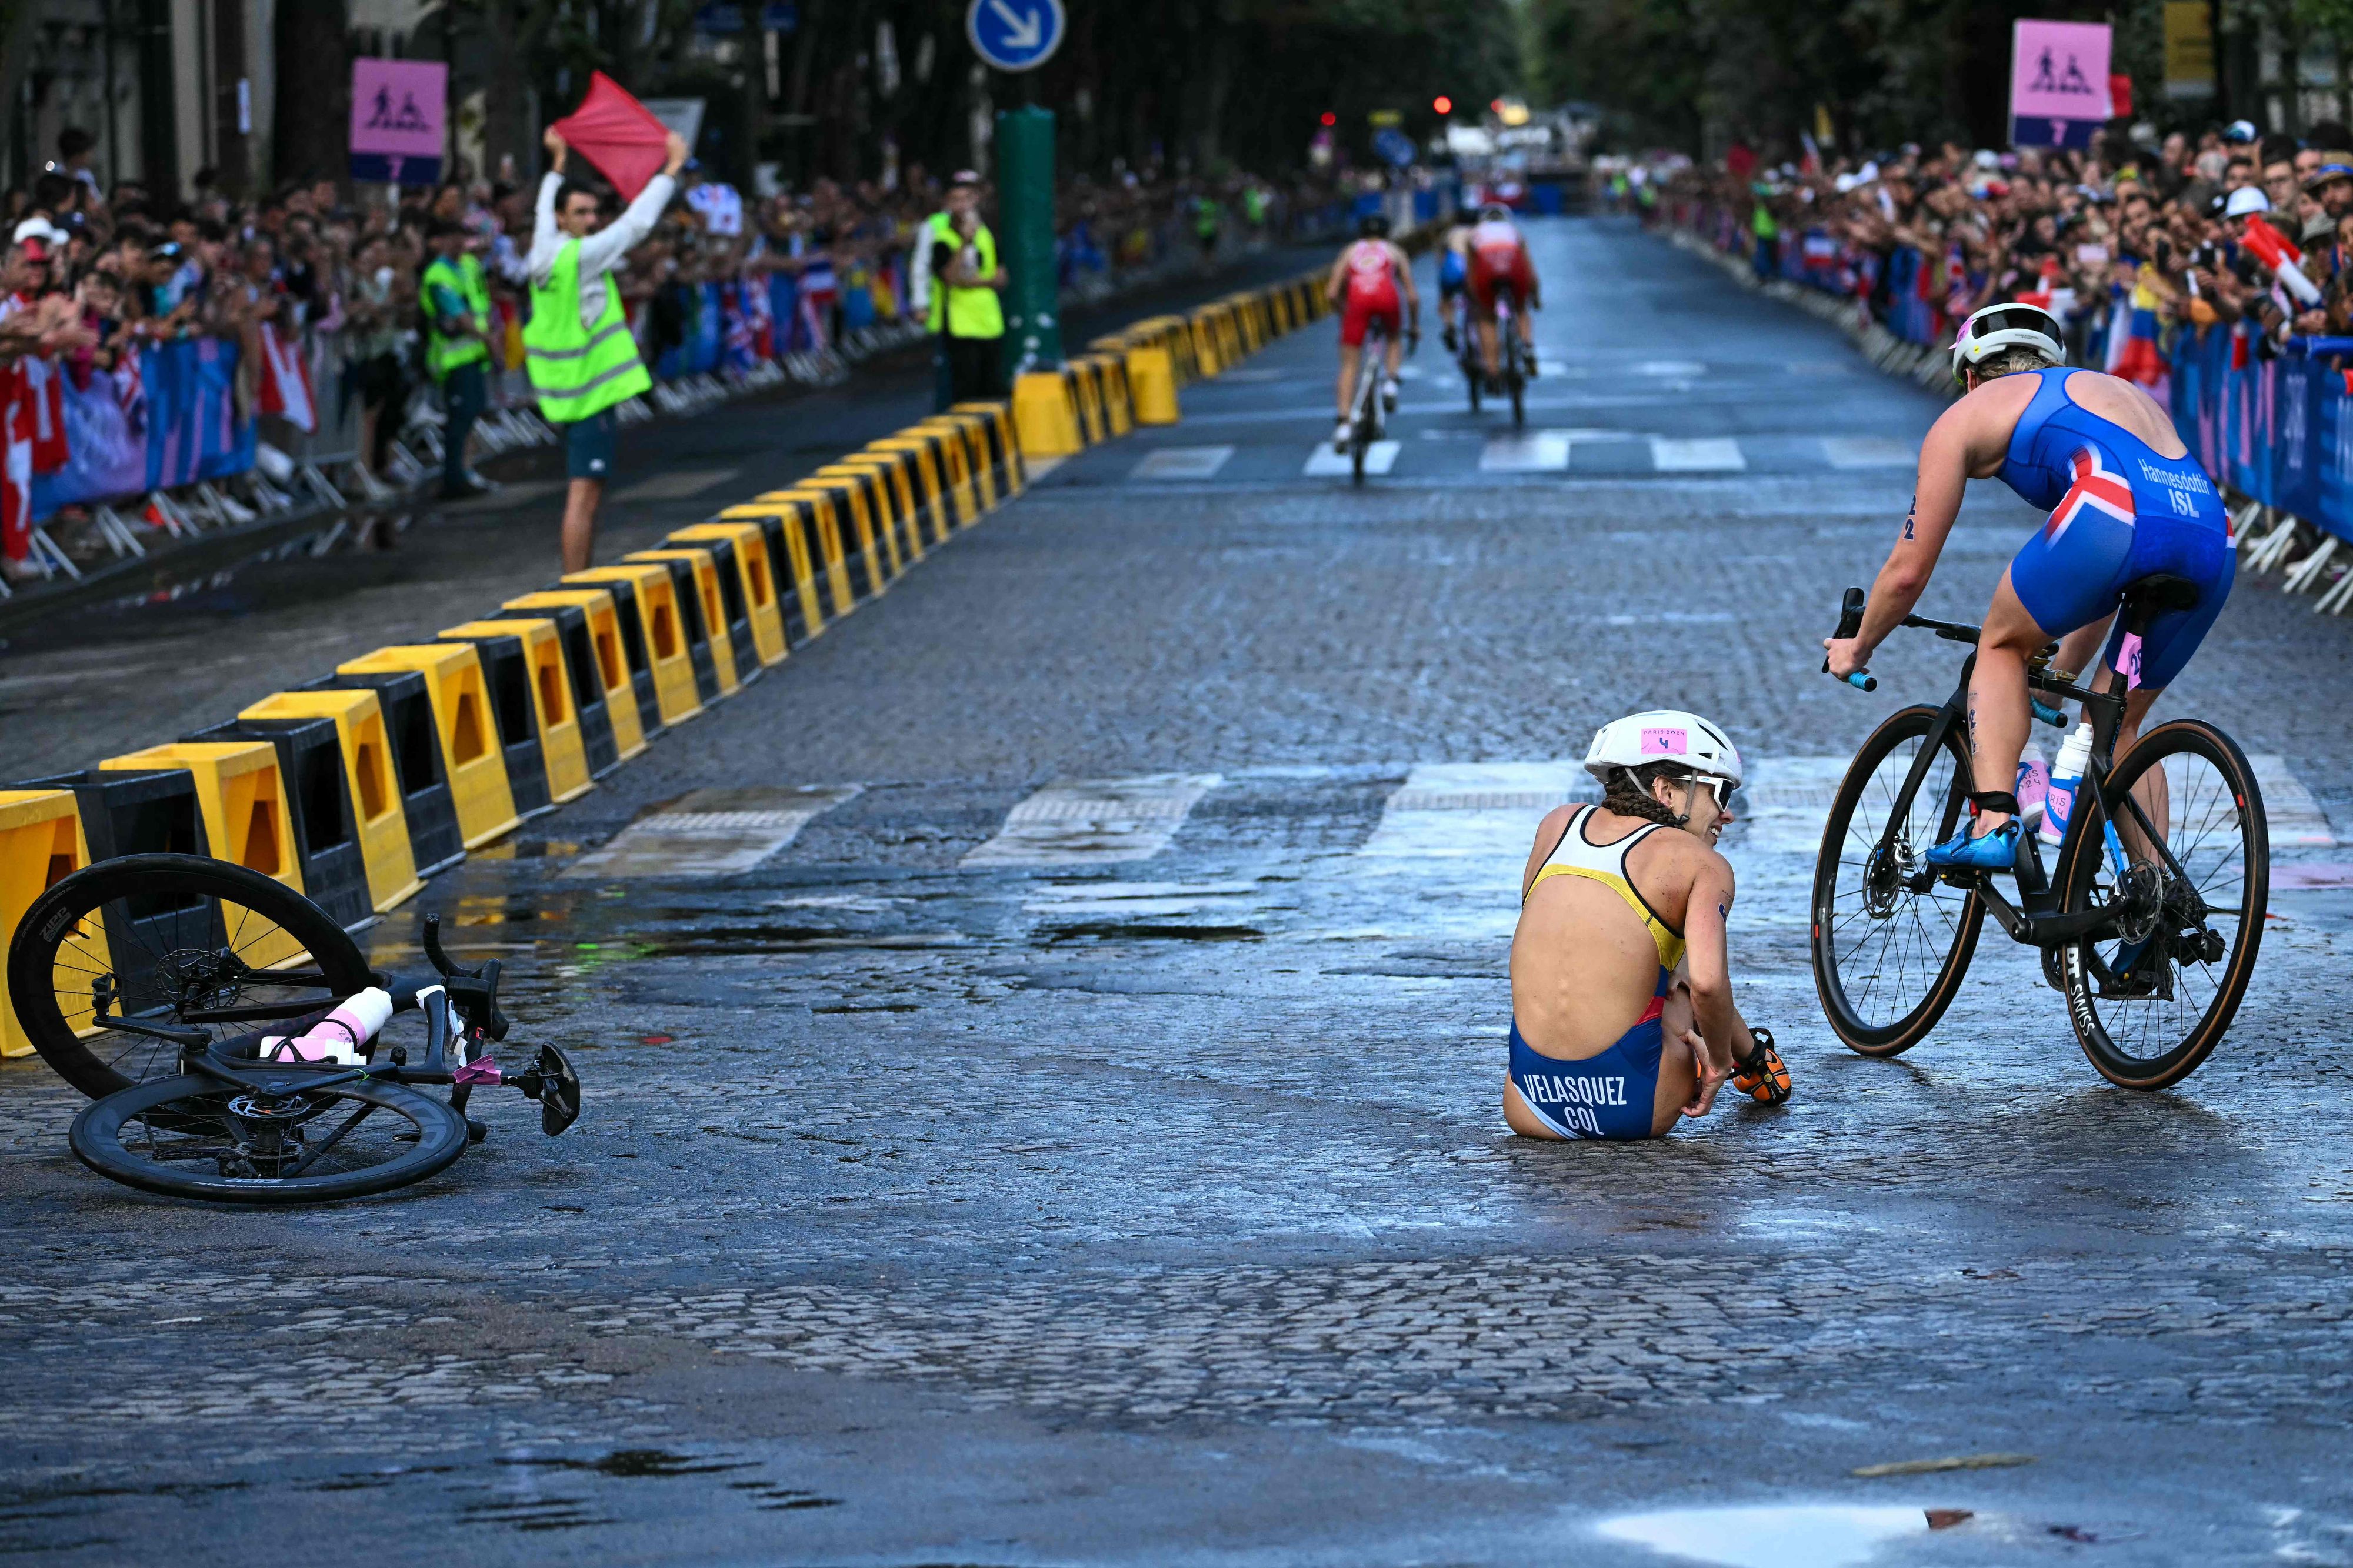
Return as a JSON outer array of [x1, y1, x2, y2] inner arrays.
[[4, 271, 1338, 1063]]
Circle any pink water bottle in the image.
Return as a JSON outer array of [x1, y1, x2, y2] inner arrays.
[[258, 987, 394, 1065]]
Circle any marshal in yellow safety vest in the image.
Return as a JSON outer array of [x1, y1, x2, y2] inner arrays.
[[421, 252, 493, 381], [523, 236, 652, 424], [924, 212, 1005, 340]]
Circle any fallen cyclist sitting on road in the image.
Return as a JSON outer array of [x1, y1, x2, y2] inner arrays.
[[1505, 712, 1789, 1140]]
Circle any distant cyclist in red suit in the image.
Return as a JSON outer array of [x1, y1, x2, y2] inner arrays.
[[1325, 213, 1419, 452], [1466, 202, 1539, 389]]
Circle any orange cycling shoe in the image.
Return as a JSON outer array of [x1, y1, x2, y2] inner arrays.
[[1731, 1027, 1791, 1105]]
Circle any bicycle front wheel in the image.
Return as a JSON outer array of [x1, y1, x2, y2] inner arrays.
[[72, 1075, 470, 1204], [6, 853, 376, 1098], [1811, 705, 1985, 1055], [2057, 719, 2268, 1089]]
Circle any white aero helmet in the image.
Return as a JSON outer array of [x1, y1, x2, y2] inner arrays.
[[1951, 299, 2064, 381], [1584, 710, 1744, 788]]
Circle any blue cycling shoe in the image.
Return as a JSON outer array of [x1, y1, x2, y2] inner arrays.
[[1925, 819, 2022, 869], [1926, 790, 2026, 869]]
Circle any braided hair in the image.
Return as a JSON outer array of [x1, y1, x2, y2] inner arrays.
[[1601, 761, 1694, 829]]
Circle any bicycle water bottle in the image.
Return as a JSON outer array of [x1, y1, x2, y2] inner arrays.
[[2042, 723, 2094, 845], [2014, 742, 2049, 834], [259, 986, 395, 1065]]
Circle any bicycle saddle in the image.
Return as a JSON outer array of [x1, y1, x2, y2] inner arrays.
[[2121, 573, 2201, 614]]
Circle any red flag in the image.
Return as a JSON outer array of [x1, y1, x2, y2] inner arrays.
[[551, 72, 671, 201], [256, 321, 318, 433]]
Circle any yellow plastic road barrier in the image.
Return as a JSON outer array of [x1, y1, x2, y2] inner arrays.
[[718, 501, 829, 642], [1088, 355, 1134, 436], [180, 713, 377, 930], [628, 549, 740, 698], [869, 434, 965, 537], [99, 743, 300, 889], [334, 645, 521, 852], [549, 576, 668, 742], [859, 442, 949, 548], [239, 689, 426, 912], [1062, 363, 1107, 446], [883, 429, 978, 531], [950, 401, 1026, 496], [922, 416, 1000, 513], [299, 668, 466, 875], [751, 489, 856, 616], [441, 620, 595, 806], [668, 522, 788, 667], [567, 564, 704, 727], [834, 453, 928, 564], [812, 472, 896, 590], [672, 531, 766, 681], [1127, 346, 1181, 424], [0, 789, 95, 1058], [412, 631, 553, 818], [501, 590, 648, 768], [1012, 369, 1084, 458]]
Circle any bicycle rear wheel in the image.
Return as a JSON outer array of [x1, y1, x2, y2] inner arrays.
[[1507, 340, 1526, 428], [72, 1074, 469, 1203], [1811, 705, 1985, 1055], [6, 853, 376, 1098], [2057, 719, 2268, 1088]]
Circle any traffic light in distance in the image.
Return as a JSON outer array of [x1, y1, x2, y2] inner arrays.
[[1433, 95, 1452, 115], [1490, 98, 1505, 113], [1320, 111, 1337, 126]]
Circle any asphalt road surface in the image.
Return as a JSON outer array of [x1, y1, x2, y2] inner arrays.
[[5, 216, 2353, 1567]]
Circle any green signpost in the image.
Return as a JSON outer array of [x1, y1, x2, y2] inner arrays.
[[995, 105, 1062, 372]]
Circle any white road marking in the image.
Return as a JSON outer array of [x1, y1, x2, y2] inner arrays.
[[562, 785, 861, 878], [2244, 755, 2334, 846], [1734, 756, 1854, 857], [1129, 445, 1235, 481], [1823, 436, 1916, 469], [1024, 880, 1262, 916], [1361, 762, 1595, 859], [1302, 441, 1401, 477], [1479, 431, 1571, 472], [609, 467, 741, 503], [1649, 436, 1747, 472], [1631, 360, 1708, 378], [964, 773, 1222, 867]]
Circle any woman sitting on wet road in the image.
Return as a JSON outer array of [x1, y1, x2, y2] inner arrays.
[[1505, 711, 1789, 1140]]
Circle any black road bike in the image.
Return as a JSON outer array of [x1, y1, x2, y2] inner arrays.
[[1343, 317, 1415, 486], [8, 853, 579, 1202], [1459, 295, 1528, 429], [1811, 579, 2268, 1089]]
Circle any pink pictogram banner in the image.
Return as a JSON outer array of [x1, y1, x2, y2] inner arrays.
[[349, 58, 446, 184], [2011, 20, 2112, 147]]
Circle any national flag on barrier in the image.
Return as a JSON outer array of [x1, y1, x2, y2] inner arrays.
[[34, 360, 149, 514], [23, 354, 67, 475], [256, 320, 318, 433], [2104, 276, 2170, 396], [0, 388, 29, 563]]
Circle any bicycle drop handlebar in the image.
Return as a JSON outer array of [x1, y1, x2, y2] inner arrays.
[[1824, 588, 1877, 692]]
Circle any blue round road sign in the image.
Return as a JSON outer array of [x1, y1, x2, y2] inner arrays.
[[968, 0, 1065, 72]]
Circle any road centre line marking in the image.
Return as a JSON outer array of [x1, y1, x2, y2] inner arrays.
[[1130, 445, 1235, 481], [1649, 436, 1747, 472], [562, 785, 861, 878], [964, 774, 1223, 867], [1479, 432, 1571, 472], [1302, 441, 1399, 477]]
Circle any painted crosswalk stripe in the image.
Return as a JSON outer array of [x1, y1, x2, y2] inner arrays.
[[1823, 436, 1916, 469], [964, 773, 1222, 867], [1302, 441, 1399, 477], [1130, 445, 1235, 481], [2244, 755, 2334, 846], [562, 786, 861, 878], [1360, 762, 1595, 859], [1649, 436, 1747, 472], [1479, 431, 1572, 472]]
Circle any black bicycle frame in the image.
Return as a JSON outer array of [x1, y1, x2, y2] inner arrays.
[[1875, 646, 2142, 949]]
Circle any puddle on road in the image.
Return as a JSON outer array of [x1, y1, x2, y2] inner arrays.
[[1597, 1505, 1931, 1567]]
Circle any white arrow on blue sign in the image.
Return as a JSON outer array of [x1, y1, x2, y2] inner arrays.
[[967, 0, 1065, 72]]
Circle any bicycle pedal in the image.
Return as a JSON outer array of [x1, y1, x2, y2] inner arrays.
[[466, 1117, 489, 1144]]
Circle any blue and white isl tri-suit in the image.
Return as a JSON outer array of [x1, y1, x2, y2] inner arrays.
[[1997, 366, 2232, 689]]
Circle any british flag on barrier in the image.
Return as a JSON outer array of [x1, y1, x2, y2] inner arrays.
[[2049, 447, 2137, 542]]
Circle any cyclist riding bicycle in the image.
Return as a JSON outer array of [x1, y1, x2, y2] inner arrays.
[[1822, 300, 2233, 869], [1438, 202, 1477, 354], [1507, 712, 1788, 1142], [1327, 213, 1419, 452], [1466, 202, 1539, 389]]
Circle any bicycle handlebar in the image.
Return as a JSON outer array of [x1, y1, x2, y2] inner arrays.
[[1824, 588, 1878, 692]]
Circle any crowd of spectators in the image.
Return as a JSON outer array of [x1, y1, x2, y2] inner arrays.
[[1652, 121, 2353, 378], [0, 122, 1332, 581]]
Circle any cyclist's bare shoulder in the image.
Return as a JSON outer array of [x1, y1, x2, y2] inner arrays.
[[2061, 368, 2191, 457], [1624, 818, 1729, 928], [1928, 374, 2036, 473]]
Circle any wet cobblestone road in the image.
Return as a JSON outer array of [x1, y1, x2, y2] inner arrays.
[[4, 216, 2353, 1565]]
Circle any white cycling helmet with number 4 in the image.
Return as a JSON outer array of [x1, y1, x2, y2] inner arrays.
[[1584, 710, 1744, 791], [1951, 300, 2065, 381]]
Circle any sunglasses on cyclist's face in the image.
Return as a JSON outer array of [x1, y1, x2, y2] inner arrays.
[[1685, 776, 1737, 813]]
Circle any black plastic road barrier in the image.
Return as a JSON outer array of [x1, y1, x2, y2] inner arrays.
[[562, 573, 666, 741], [683, 534, 760, 685], [181, 715, 375, 932], [634, 554, 721, 705], [432, 632, 553, 819], [524, 602, 621, 779], [299, 668, 466, 875]]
